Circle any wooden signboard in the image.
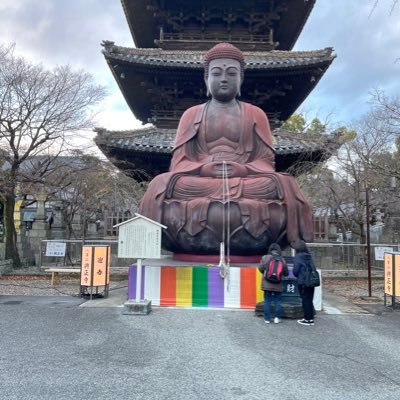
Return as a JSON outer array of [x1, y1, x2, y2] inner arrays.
[[92, 246, 111, 287], [81, 246, 93, 287], [395, 254, 400, 297], [114, 214, 166, 259], [374, 246, 393, 261], [384, 253, 393, 296], [114, 214, 166, 304], [81, 245, 110, 287], [45, 241, 66, 257]]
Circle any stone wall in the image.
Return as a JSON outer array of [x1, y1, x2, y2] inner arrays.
[[0, 242, 4, 260], [0, 259, 13, 275]]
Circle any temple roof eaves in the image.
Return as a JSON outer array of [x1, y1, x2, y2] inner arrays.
[[119, 0, 316, 51], [101, 43, 335, 70], [94, 126, 343, 180], [94, 125, 342, 157]]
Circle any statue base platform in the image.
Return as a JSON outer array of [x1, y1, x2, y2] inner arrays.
[[127, 258, 322, 314], [255, 300, 304, 319]]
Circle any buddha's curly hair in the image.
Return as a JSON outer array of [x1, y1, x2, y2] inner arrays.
[[204, 42, 245, 79]]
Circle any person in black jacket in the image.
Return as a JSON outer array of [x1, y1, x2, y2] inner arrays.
[[292, 240, 315, 326], [259, 243, 289, 324]]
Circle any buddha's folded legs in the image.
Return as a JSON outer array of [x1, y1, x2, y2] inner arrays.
[[161, 199, 288, 255], [159, 172, 312, 255], [139, 170, 312, 255]]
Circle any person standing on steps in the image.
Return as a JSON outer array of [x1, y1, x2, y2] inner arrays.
[[293, 240, 316, 326], [259, 243, 288, 324]]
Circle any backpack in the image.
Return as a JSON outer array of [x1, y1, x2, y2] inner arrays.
[[302, 262, 321, 288], [264, 256, 284, 284]]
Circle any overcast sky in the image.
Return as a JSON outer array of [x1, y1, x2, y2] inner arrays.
[[1, 0, 399, 138]]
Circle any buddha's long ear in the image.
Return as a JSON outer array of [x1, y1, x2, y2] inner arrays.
[[237, 79, 243, 98], [204, 77, 210, 97]]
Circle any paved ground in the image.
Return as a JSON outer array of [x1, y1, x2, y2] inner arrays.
[[0, 288, 399, 400]]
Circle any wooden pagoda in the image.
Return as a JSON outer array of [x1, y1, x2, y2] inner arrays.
[[96, 0, 338, 180]]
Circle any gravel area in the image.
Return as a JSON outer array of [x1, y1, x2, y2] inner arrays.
[[0, 267, 385, 304], [323, 278, 384, 304], [0, 267, 128, 297], [0, 276, 128, 297]]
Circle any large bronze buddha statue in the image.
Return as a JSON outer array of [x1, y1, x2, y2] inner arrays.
[[139, 43, 313, 259]]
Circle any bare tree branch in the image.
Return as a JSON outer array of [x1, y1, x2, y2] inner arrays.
[[0, 43, 107, 266]]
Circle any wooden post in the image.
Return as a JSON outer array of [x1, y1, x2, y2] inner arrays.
[[136, 258, 142, 302]]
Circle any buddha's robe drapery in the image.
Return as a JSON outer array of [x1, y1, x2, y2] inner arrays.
[[139, 101, 313, 254]]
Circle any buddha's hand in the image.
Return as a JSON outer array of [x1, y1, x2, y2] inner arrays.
[[200, 162, 247, 177]]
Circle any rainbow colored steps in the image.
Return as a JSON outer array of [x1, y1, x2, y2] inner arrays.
[[128, 265, 264, 309]]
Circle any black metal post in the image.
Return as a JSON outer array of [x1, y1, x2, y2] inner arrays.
[[365, 186, 372, 297]]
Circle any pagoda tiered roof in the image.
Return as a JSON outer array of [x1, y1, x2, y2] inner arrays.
[[102, 43, 335, 129], [121, 0, 316, 51], [94, 126, 344, 181], [97, 0, 338, 181]]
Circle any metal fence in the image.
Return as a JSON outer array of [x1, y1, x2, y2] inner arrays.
[[303, 242, 400, 270], [39, 239, 400, 271], [39, 239, 136, 269]]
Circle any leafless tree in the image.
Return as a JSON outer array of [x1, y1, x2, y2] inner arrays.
[[43, 152, 145, 239], [0, 44, 106, 267], [367, 89, 400, 137], [369, 0, 399, 18], [300, 95, 400, 246]]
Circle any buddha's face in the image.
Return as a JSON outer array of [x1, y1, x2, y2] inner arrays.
[[206, 58, 242, 102]]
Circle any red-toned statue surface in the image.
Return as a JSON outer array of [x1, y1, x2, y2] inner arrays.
[[139, 43, 313, 259]]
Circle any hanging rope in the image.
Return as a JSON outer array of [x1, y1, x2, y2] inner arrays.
[[219, 161, 231, 286], [226, 163, 231, 269]]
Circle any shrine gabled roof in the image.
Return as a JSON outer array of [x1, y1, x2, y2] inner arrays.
[[102, 43, 335, 129], [120, 0, 316, 51], [94, 125, 344, 180]]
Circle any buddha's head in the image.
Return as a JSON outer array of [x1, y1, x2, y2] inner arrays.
[[204, 43, 245, 102]]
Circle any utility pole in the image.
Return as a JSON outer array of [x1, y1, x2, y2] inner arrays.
[[365, 185, 372, 297]]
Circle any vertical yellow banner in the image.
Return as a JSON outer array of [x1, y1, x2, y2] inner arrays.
[[395, 254, 400, 297], [81, 246, 93, 286], [384, 253, 393, 296], [107, 246, 111, 285], [93, 246, 110, 287]]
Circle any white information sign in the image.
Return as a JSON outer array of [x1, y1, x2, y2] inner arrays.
[[375, 246, 394, 261], [115, 214, 165, 259], [45, 242, 66, 257]]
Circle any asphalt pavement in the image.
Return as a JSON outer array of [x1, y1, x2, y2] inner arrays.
[[0, 291, 399, 400]]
